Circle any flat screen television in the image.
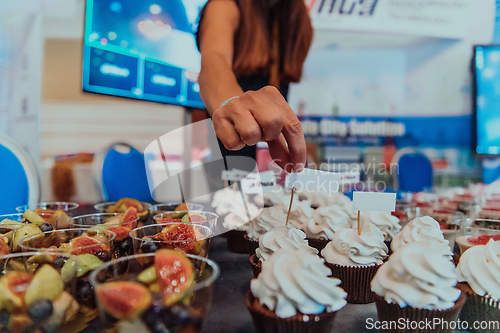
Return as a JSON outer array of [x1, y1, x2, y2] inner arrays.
[[83, 0, 207, 108], [474, 45, 500, 156]]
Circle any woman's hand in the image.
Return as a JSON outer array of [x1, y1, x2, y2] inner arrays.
[[212, 86, 306, 173]]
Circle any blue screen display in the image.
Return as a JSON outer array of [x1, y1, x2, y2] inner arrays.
[[475, 45, 500, 155], [83, 0, 207, 108]]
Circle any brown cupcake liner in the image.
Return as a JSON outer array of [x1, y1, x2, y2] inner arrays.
[[225, 229, 249, 253], [373, 291, 466, 333], [457, 282, 500, 332], [249, 254, 262, 278], [244, 233, 260, 256], [245, 291, 338, 333], [306, 238, 330, 254], [325, 262, 381, 304], [384, 240, 393, 256]]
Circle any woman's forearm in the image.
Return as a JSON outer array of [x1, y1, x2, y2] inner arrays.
[[199, 52, 244, 116]]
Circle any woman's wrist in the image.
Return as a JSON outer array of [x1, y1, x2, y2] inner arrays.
[[219, 96, 239, 108]]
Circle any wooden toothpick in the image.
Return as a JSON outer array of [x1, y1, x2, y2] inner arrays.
[[357, 210, 361, 236], [224, 180, 229, 188], [286, 187, 296, 226]]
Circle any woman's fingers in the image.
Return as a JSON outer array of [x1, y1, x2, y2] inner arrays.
[[212, 86, 306, 172]]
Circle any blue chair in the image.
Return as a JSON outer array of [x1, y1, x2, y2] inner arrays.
[[0, 134, 40, 215], [94, 143, 154, 202], [396, 153, 433, 192]]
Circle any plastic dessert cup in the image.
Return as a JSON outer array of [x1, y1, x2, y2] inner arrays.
[[455, 225, 500, 255], [89, 252, 220, 333], [153, 211, 218, 230], [16, 203, 78, 229], [17, 202, 79, 216], [0, 251, 80, 332], [5, 209, 68, 231], [130, 223, 213, 259], [95, 200, 151, 224], [18, 228, 116, 313], [149, 202, 204, 214], [69, 213, 138, 258]]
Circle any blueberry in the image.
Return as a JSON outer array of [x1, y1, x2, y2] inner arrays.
[[39, 223, 54, 233], [162, 304, 191, 327], [94, 249, 110, 262], [53, 256, 66, 269], [27, 299, 53, 323], [118, 238, 133, 254], [141, 305, 162, 328], [0, 311, 9, 327], [76, 280, 93, 302], [141, 240, 160, 254]]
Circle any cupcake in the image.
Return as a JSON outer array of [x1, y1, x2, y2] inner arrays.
[[223, 203, 260, 254], [304, 205, 353, 252], [250, 226, 317, 277], [276, 196, 314, 230], [357, 211, 401, 250], [245, 207, 288, 255], [391, 216, 452, 258], [211, 187, 241, 216], [259, 188, 286, 207], [456, 239, 500, 332], [371, 241, 465, 333], [321, 224, 388, 303], [246, 249, 347, 333]]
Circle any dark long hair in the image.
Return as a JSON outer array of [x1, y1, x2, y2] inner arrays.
[[232, 0, 313, 83]]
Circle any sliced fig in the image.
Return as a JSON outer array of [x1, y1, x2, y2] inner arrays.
[[154, 249, 194, 306], [95, 281, 152, 320], [157, 224, 197, 254], [181, 213, 207, 223], [0, 271, 32, 311], [121, 207, 138, 229], [70, 236, 103, 255], [105, 226, 131, 242]]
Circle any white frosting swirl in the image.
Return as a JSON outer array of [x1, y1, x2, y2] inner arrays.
[[223, 203, 260, 231], [391, 216, 451, 256], [321, 224, 388, 266], [304, 205, 352, 240], [262, 188, 286, 207], [256, 226, 318, 262], [456, 239, 500, 300], [297, 190, 353, 208], [246, 207, 287, 240], [276, 197, 314, 230], [371, 241, 461, 310], [358, 211, 401, 241], [251, 249, 347, 318], [211, 188, 243, 215]]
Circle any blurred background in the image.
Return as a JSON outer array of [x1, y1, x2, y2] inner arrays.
[[1, 0, 500, 206]]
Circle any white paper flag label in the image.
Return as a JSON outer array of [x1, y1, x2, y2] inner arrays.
[[340, 171, 360, 184], [285, 168, 341, 193], [352, 192, 396, 212], [221, 169, 250, 181], [241, 178, 276, 194]]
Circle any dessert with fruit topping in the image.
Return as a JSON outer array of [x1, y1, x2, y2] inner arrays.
[[95, 198, 151, 223], [90, 249, 219, 333], [131, 223, 212, 258], [0, 252, 80, 332]]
